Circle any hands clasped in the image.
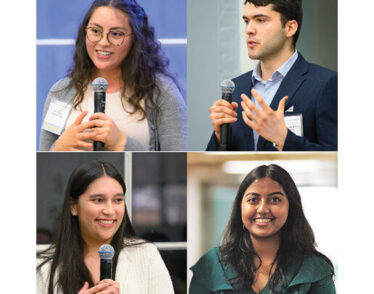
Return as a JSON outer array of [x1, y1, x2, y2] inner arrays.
[[53, 111, 127, 151], [78, 280, 120, 294]]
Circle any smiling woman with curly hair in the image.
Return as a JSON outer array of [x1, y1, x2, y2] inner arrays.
[[40, 0, 186, 151]]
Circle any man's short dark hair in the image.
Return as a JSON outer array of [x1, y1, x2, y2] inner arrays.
[[244, 0, 303, 48]]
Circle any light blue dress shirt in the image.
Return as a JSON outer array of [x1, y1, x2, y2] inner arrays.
[[251, 51, 298, 149]]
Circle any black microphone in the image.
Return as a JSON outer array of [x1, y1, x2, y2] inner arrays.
[[219, 80, 235, 151], [98, 244, 115, 280], [92, 77, 108, 151]]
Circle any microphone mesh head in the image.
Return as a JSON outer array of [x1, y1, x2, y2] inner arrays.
[[92, 77, 108, 92], [220, 79, 235, 94], [98, 244, 115, 260]]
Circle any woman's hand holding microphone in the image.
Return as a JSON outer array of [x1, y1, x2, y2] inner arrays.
[[53, 111, 127, 151], [78, 280, 120, 294]]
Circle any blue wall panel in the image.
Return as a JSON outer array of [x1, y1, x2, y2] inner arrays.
[[37, 1, 87, 39], [136, 0, 187, 38], [37, 0, 186, 149], [163, 45, 187, 97], [37, 0, 186, 39]]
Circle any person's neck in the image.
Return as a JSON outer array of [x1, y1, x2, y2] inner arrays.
[[83, 243, 102, 258], [82, 241, 105, 285], [82, 236, 113, 258], [259, 47, 295, 81], [93, 69, 123, 93], [251, 234, 280, 263]]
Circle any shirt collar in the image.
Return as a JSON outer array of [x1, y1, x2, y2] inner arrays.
[[252, 50, 299, 84]]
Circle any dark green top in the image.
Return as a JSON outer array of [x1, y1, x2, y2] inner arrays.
[[190, 247, 335, 294]]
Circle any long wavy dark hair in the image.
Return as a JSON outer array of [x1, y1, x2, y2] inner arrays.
[[69, 0, 177, 119], [220, 164, 334, 292], [37, 160, 139, 294]]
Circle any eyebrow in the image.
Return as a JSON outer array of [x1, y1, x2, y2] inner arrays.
[[88, 193, 125, 198], [244, 191, 285, 198], [88, 22, 127, 31], [242, 14, 270, 20]]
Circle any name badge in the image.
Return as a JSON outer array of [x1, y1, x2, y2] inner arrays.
[[284, 114, 303, 136], [42, 100, 73, 135]]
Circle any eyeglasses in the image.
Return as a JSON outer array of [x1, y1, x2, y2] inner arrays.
[[85, 26, 132, 46]]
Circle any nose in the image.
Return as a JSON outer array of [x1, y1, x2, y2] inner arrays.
[[102, 201, 115, 215], [98, 31, 110, 46], [245, 21, 256, 35], [257, 199, 269, 213]]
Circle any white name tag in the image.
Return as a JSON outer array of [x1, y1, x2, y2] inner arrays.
[[286, 105, 294, 112], [42, 100, 73, 135], [285, 114, 303, 136]]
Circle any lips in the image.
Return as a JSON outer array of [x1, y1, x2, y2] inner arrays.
[[252, 217, 274, 226], [95, 50, 113, 59], [97, 219, 116, 227], [247, 40, 258, 48]]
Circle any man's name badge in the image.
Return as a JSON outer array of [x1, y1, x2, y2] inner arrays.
[[42, 100, 73, 135], [284, 114, 303, 136]]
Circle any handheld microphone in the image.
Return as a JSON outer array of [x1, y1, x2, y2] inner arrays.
[[219, 80, 235, 151], [92, 77, 108, 151], [98, 244, 115, 280]]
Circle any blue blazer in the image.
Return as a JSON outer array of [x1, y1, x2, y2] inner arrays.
[[206, 54, 337, 151]]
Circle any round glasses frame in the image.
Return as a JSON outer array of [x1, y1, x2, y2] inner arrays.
[[85, 26, 133, 46]]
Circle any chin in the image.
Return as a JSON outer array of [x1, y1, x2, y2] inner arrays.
[[93, 63, 115, 71], [250, 230, 280, 239], [99, 236, 114, 244], [248, 53, 260, 60]]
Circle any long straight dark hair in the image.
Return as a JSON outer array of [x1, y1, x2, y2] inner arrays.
[[220, 164, 334, 292], [37, 160, 139, 294]]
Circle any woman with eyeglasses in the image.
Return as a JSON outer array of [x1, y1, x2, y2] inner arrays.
[[37, 160, 174, 294], [39, 0, 186, 151], [190, 164, 335, 294]]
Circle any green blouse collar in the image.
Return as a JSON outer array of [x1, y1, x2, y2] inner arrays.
[[191, 247, 333, 293]]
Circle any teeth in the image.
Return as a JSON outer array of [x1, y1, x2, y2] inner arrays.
[[97, 51, 111, 56], [254, 218, 272, 223], [99, 220, 114, 224]]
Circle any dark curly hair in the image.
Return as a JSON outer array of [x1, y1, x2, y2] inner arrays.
[[69, 0, 177, 119], [220, 164, 334, 292], [244, 0, 303, 48]]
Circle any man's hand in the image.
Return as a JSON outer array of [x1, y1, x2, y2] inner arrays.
[[241, 89, 288, 151], [209, 99, 238, 142]]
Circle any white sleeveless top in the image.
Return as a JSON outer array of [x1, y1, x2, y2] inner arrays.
[[65, 85, 149, 147]]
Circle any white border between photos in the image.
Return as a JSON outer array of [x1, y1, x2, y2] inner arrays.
[[338, 0, 374, 293], [2, 0, 374, 292], [1, 0, 36, 292]]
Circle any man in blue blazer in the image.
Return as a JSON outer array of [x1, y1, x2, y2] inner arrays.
[[207, 0, 337, 151]]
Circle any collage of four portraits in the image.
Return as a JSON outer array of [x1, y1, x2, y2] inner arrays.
[[36, 1, 339, 293]]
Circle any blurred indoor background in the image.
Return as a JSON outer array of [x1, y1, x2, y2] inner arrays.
[[36, 0, 186, 149], [187, 0, 337, 150], [187, 152, 338, 290], [37, 152, 187, 294]]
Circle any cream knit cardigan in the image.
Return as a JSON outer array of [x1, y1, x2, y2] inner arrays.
[[37, 242, 174, 294]]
